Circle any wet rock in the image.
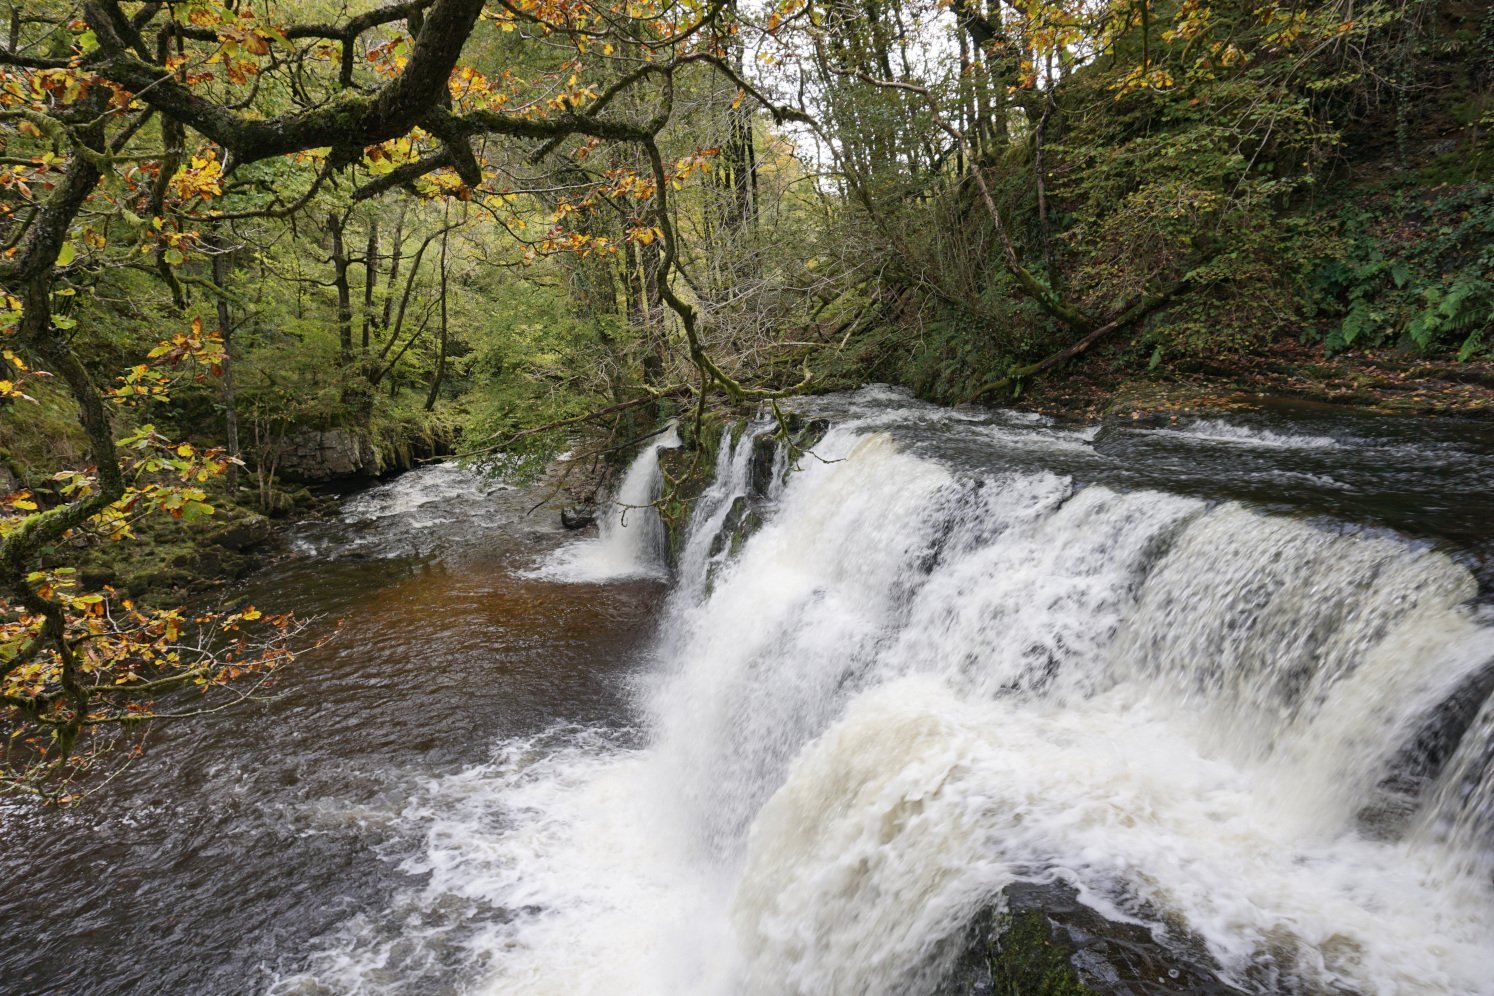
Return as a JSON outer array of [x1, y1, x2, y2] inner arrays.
[[208, 513, 272, 551], [561, 506, 597, 530], [747, 418, 832, 499], [1362, 658, 1494, 837], [750, 431, 779, 498], [708, 495, 764, 562], [129, 568, 190, 597], [1113, 411, 1175, 431], [262, 485, 314, 518], [173, 547, 228, 578], [173, 543, 262, 581], [792, 416, 832, 452], [658, 417, 729, 568], [940, 882, 1244, 996]]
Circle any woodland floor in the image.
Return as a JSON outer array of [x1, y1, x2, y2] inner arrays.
[[1007, 341, 1494, 422]]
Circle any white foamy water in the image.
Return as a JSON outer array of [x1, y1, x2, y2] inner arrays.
[[292, 409, 1494, 996], [1169, 417, 1343, 449], [290, 462, 517, 559], [534, 425, 680, 581]]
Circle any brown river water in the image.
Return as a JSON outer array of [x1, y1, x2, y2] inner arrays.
[[1, 466, 666, 993]]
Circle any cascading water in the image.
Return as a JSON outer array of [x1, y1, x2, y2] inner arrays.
[[536, 423, 680, 580], [275, 389, 1494, 995]]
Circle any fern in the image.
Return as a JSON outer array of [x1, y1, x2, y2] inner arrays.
[[1407, 278, 1492, 350], [1338, 298, 1381, 348], [1457, 326, 1486, 362]]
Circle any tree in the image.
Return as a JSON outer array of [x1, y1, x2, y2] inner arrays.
[[4, 0, 1477, 799], [0, 0, 802, 799]]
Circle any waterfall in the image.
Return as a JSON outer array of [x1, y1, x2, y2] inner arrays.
[[690, 428, 1492, 995], [397, 398, 1492, 996], [537, 424, 679, 580], [672, 423, 768, 603], [1418, 692, 1494, 880]]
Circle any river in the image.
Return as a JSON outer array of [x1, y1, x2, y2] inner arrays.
[[2, 387, 1492, 994]]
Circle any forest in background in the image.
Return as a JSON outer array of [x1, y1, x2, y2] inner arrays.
[[1, 0, 1490, 797]]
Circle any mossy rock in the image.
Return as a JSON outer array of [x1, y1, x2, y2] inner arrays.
[[749, 431, 779, 497], [941, 882, 1243, 996], [65, 499, 279, 605], [706, 494, 763, 563], [658, 412, 728, 560]]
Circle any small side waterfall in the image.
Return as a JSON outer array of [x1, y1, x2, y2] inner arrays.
[[537, 424, 679, 580], [672, 422, 771, 602]]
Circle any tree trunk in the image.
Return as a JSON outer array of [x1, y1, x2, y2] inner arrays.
[[379, 214, 405, 332], [637, 237, 666, 388], [361, 218, 378, 351], [423, 223, 449, 411], [327, 211, 353, 364], [1034, 76, 1058, 283], [210, 236, 241, 493]]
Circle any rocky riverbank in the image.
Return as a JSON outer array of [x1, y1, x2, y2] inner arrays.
[[56, 419, 456, 605]]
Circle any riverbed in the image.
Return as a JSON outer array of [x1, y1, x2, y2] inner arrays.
[[2, 389, 1492, 994]]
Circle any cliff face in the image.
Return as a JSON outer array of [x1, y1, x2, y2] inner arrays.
[[275, 427, 385, 483]]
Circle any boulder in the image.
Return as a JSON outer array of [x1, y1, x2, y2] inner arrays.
[[1363, 658, 1494, 838], [561, 506, 597, 530], [208, 513, 272, 551], [940, 881, 1244, 996], [749, 431, 778, 498], [792, 416, 832, 452], [79, 566, 118, 591], [708, 495, 763, 562]]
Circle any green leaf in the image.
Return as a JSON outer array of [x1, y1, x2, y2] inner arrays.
[[1457, 328, 1484, 363], [56, 242, 77, 267], [179, 500, 215, 523], [1340, 299, 1377, 346]]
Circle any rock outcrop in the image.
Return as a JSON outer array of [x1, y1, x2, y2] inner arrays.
[[940, 882, 1244, 996], [275, 428, 383, 483]]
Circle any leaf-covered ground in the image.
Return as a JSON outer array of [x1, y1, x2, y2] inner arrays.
[[1008, 341, 1494, 422]]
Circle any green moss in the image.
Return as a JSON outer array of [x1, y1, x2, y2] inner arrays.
[[58, 497, 278, 606], [658, 453, 710, 561], [984, 910, 1095, 996], [657, 409, 732, 567], [0, 380, 91, 491]]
